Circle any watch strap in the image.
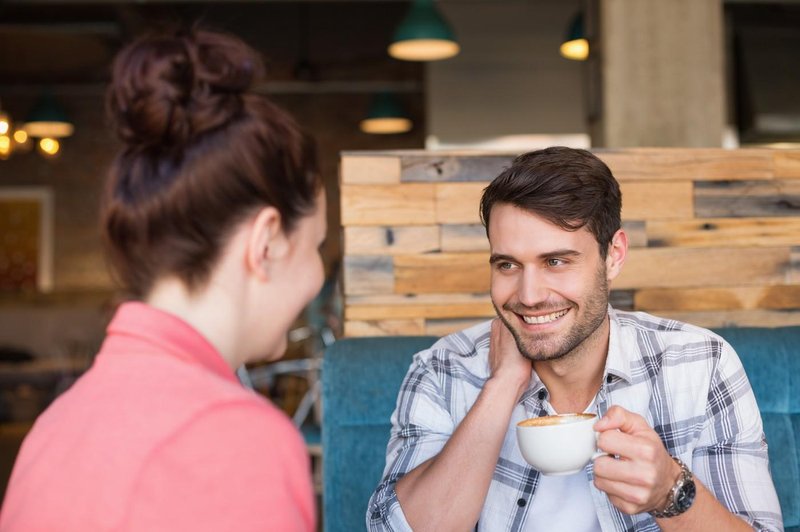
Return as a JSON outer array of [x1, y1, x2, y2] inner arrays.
[[650, 455, 694, 519]]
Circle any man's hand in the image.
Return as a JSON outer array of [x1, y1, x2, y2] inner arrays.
[[592, 406, 681, 515], [489, 319, 532, 402]]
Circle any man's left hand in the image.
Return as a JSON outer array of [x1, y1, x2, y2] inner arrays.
[[593, 405, 681, 515]]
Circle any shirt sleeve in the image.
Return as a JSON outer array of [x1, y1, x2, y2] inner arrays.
[[366, 352, 457, 532], [125, 401, 316, 532], [693, 339, 783, 532]]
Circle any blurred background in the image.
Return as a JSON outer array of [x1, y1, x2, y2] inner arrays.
[[0, 0, 798, 504]]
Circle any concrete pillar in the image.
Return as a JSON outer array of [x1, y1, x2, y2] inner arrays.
[[591, 0, 726, 147]]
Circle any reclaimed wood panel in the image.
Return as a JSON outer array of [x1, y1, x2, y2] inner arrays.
[[635, 285, 800, 311], [394, 252, 489, 294], [791, 246, 800, 284], [655, 310, 800, 329], [596, 148, 774, 181], [647, 217, 800, 248], [436, 183, 487, 224], [623, 221, 648, 248], [617, 247, 790, 289], [343, 255, 393, 295], [344, 318, 425, 337], [620, 181, 693, 219], [340, 149, 800, 336], [341, 184, 436, 226], [441, 224, 488, 252], [340, 156, 401, 184], [425, 318, 487, 337], [775, 152, 800, 179], [346, 293, 494, 320], [401, 155, 514, 182], [694, 179, 800, 217], [344, 226, 440, 255]]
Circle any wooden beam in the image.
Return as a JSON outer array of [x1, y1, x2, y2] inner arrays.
[[341, 184, 436, 226], [340, 156, 401, 185]]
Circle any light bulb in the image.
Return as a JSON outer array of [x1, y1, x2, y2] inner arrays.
[[0, 135, 12, 159], [38, 137, 60, 157]]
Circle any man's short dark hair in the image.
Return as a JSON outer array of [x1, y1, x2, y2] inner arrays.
[[479, 146, 622, 258]]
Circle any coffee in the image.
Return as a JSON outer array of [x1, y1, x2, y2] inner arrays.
[[515, 412, 604, 475], [517, 413, 595, 427]]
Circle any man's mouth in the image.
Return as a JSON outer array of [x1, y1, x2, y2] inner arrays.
[[520, 309, 569, 325]]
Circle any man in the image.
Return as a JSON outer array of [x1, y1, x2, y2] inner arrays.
[[367, 147, 782, 531]]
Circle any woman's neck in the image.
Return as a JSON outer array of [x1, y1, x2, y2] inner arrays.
[[145, 276, 244, 369]]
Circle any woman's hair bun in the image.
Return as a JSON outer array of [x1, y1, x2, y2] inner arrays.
[[107, 28, 265, 149]]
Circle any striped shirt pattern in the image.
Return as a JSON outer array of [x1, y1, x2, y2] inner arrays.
[[367, 308, 783, 531]]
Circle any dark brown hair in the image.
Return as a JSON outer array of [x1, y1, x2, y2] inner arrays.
[[479, 147, 621, 258], [102, 28, 320, 297]]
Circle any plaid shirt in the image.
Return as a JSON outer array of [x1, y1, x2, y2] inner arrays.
[[367, 308, 783, 531]]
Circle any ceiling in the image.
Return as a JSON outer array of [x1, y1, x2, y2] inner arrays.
[[0, 2, 422, 89]]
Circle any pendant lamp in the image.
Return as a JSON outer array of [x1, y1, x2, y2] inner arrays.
[[389, 0, 460, 61], [560, 12, 589, 61], [23, 93, 74, 139], [360, 93, 413, 134]]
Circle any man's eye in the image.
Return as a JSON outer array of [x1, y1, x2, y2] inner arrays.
[[547, 258, 565, 267], [498, 262, 514, 270]]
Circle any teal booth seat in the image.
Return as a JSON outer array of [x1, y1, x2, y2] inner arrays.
[[321, 328, 800, 532], [715, 327, 800, 532], [321, 336, 436, 532]]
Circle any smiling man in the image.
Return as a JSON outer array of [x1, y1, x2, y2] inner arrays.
[[367, 147, 783, 532]]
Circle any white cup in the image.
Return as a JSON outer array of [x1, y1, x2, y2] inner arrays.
[[516, 413, 605, 476]]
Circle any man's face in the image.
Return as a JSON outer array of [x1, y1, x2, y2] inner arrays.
[[488, 203, 621, 362]]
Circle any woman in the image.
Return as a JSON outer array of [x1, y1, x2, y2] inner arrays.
[[0, 28, 323, 531]]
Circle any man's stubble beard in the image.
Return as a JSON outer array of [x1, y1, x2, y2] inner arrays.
[[494, 264, 610, 363]]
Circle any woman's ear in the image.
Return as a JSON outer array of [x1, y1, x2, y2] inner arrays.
[[246, 206, 288, 282], [605, 229, 628, 282]]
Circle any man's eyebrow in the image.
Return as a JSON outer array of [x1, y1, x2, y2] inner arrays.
[[489, 249, 582, 264], [489, 253, 516, 264], [541, 249, 582, 259]]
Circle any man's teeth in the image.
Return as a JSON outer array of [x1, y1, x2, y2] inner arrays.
[[522, 309, 568, 324]]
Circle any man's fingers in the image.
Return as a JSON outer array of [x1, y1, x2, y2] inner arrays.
[[594, 405, 650, 434]]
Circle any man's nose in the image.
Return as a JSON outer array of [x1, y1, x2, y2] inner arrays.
[[517, 267, 549, 308]]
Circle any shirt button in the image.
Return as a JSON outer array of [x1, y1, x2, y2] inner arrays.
[[517, 498, 527, 507], [606, 374, 613, 384], [537, 390, 546, 400], [371, 511, 380, 519]]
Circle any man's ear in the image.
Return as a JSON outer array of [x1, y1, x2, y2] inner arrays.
[[605, 229, 628, 282], [246, 206, 288, 282]]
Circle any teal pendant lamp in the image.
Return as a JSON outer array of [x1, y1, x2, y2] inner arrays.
[[389, 0, 460, 61], [360, 93, 412, 134], [560, 12, 589, 61], [23, 93, 74, 139]]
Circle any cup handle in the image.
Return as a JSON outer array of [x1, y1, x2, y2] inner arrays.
[[592, 450, 608, 461], [592, 431, 608, 460]]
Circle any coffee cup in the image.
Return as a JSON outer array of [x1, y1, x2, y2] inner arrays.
[[516, 413, 605, 476]]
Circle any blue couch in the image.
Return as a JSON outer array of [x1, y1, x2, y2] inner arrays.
[[321, 328, 800, 532]]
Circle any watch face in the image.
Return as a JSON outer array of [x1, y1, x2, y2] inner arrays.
[[676, 480, 696, 512]]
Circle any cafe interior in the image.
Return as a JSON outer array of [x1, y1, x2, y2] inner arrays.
[[0, 0, 799, 529]]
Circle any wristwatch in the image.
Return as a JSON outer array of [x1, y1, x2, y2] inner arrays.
[[650, 456, 696, 518]]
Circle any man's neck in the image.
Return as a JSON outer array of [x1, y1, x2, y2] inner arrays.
[[533, 317, 610, 414]]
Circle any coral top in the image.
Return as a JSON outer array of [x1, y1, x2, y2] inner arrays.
[[0, 302, 315, 532]]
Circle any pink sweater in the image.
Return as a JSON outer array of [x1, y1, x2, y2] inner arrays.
[[0, 302, 315, 531]]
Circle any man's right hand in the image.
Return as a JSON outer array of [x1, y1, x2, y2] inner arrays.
[[393, 320, 533, 531], [489, 318, 533, 402]]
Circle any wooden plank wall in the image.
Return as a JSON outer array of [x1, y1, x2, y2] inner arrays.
[[340, 148, 800, 337]]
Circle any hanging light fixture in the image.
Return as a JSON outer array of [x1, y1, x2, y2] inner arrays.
[[360, 93, 413, 134], [560, 12, 589, 61], [23, 93, 74, 139], [389, 0, 460, 61]]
